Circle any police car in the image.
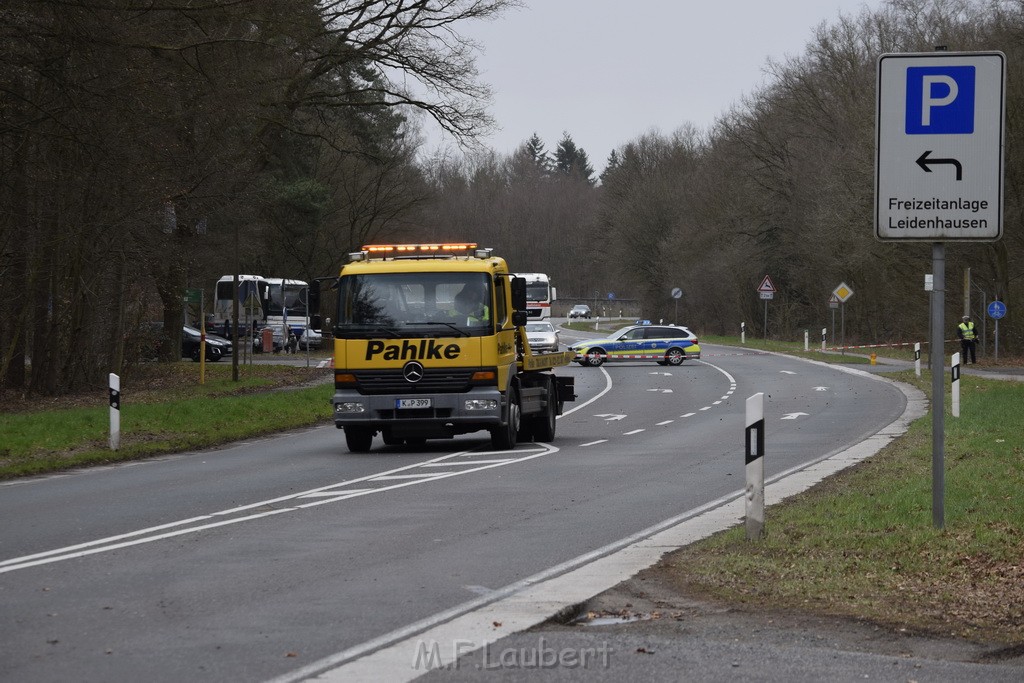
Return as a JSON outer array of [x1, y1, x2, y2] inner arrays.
[[569, 324, 700, 367]]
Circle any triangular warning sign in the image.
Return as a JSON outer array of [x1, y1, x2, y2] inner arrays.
[[757, 275, 777, 293]]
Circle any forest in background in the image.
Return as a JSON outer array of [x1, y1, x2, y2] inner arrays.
[[2, 0, 1022, 395]]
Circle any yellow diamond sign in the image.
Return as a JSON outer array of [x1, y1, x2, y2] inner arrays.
[[833, 282, 854, 303]]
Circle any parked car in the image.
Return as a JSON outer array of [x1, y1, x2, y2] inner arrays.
[[568, 304, 592, 319], [299, 327, 323, 350], [182, 325, 232, 362], [569, 324, 700, 367], [524, 321, 559, 353], [252, 326, 286, 353]]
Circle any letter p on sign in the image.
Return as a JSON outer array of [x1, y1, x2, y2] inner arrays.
[[905, 66, 975, 134]]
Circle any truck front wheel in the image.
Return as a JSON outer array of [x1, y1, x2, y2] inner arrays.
[[345, 426, 374, 453], [491, 388, 520, 450]]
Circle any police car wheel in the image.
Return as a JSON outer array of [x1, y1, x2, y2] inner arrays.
[[665, 348, 685, 366], [585, 349, 605, 367]]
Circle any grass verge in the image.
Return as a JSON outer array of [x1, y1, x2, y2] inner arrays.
[[0, 363, 333, 478], [663, 370, 1024, 644]]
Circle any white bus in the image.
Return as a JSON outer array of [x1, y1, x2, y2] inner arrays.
[[213, 275, 310, 336], [213, 275, 268, 333], [514, 273, 556, 320]]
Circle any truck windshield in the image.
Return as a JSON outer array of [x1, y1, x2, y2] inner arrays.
[[335, 272, 492, 338]]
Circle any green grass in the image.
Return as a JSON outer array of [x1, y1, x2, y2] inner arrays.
[[0, 363, 333, 478], [665, 370, 1024, 643]]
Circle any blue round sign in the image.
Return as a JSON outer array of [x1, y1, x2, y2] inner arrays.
[[988, 300, 1007, 319]]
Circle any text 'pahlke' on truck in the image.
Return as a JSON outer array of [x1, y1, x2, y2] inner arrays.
[[325, 243, 577, 453]]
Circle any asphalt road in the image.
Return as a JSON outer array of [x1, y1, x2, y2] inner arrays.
[[0, 331, 911, 682]]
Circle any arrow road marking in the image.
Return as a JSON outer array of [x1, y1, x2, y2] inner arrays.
[[814, 386, 829, 391], [781, 412, 809, 420], [594, 414, 627, 421], [916, 150, 962, 181], [780, 370, 796, 375]]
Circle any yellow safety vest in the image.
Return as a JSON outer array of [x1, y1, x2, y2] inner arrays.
[[958, 322, 976, 341]]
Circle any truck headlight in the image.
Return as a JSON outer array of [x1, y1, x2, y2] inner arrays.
[[335, 402, 366, 413], [465, 399, 497, 411]]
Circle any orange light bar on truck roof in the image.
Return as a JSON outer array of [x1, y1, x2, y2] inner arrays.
[[361, 243, 478, 253]]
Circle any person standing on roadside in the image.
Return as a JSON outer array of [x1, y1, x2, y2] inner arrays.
[[957, 315, 977, 364]]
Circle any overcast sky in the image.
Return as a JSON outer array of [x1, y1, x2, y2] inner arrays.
[[422, 0, 886, 169]]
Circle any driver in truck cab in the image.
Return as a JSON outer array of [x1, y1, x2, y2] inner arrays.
[[453, 285, 490, 326]]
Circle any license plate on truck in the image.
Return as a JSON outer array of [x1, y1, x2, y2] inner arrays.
[[396, 398, 431, 409]]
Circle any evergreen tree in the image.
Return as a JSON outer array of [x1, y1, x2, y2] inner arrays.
[[554, 132, 595, 184], [524, 133, 552, 174], [600, 149, 621, 184]]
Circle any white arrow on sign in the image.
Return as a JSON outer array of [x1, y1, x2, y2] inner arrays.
[[595, 414, 627, 421], [781, 412, 809, 420]]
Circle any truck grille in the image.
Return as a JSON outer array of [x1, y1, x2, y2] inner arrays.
[[354, 368, 475, 394]]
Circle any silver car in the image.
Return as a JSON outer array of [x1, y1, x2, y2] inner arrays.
[[525, 321, 560, 352]]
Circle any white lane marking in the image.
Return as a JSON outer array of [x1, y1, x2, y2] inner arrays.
[[299, 489, 375, 498], [595, 414, 627, 421], [656, 420, 674, 426], [580, 440, 607, 447], [559, 366, 613, 417], [712, 400, 722, 405], [0, 443, 563, 574], [0, 516, 213, 568], [780, 370, 797, 375], [421, 459, 514, 467], [370, 473, 448, 481], [681, 412, 696, 418], [699, 406, 712, 411], [623, 429, 645, 435]]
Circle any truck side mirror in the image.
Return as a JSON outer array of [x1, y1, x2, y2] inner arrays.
[[306, 280, 321, 315], [510, 276, 527, 313], [512, 311, 528, 327]]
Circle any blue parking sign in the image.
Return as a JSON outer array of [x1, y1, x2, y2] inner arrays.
[[905, 66, 975, 134]]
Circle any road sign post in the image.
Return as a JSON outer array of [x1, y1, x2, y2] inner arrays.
[[757, 276, 776, 340], [876, 51, 1005, 530], [988, 299, 1006, 361]]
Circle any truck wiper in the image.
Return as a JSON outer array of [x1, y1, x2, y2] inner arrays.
[[335, 326, 401, 339], [406, 321, 469, 337]]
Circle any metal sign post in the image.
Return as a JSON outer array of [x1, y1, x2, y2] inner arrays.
[[832, 283, 853, 356], [988, 300, 1006, 362], [875, 51, 1005, 529], [757, 276, 776, 340]]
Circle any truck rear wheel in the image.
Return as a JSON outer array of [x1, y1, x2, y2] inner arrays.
[[345, 426, 374, 453], [528, 379, 557, 442], [491, 388, 520, 450]]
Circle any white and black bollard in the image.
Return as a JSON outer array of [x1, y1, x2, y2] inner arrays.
[[821, 327, 827, 352], [109, 373, 121, 451], [915, 342, 922, 377], [951, 352, 961, 418], [804, 329, 809, 351], [745, 393, 765, 540], [741, 321, 746, 345]]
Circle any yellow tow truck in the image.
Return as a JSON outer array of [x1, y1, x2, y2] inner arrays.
[[324, 243, 576, 453]]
